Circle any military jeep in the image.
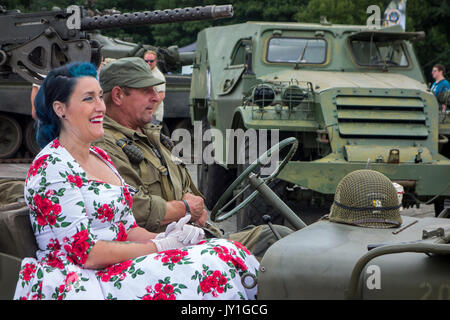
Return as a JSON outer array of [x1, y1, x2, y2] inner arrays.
[[1, 138, 449, 300]]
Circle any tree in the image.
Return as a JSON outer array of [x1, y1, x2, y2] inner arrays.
[[2, 0, 448, 81], [406, 0, 450, 82], [294, 0, 389, 27], [95, 0, 308, 48], [293, 0, 449, 82]]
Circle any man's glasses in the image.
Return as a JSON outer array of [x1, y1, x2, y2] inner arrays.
[[145, 59, 156, 63]]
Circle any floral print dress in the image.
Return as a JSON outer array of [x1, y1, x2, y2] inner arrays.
[[14, 139, 259, 300]]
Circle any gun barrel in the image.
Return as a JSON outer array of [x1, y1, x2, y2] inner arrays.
[[80, 5, 233, 31], [179, 51, 195, 66]]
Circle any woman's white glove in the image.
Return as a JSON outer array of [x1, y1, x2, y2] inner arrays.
[[151, 215, 189, 251], [151, 235, 185, 252], [178, 224, 205, 245], [153, 215, 205, 250], [164, 214, 191, 237]]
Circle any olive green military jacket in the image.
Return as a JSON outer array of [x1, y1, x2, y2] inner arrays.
[[93, 116, 198, 233]]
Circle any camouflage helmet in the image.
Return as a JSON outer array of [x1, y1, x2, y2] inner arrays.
[[329, 170, 402, 229]]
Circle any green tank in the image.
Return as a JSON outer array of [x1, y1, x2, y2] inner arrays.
[[0, 4, 233, 159], [189, 21, 450, 227]]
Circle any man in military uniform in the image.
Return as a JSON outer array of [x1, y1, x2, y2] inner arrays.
[[94, 57, 292, 259]]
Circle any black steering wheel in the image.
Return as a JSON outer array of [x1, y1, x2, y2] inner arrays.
[[210, 137, 307, 230]]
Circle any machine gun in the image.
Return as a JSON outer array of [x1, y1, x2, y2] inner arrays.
[[0, 5, 233, 84]]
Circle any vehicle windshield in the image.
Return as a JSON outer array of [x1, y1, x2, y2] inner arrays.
[[350, 40, 409, 67], [266, 37, 327, 64]]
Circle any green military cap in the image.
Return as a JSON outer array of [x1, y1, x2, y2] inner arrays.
[[99, 57, 165, 93]]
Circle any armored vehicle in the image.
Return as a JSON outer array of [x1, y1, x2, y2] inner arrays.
[[0, 4, 233, 159], [189, 21, 450, 228]]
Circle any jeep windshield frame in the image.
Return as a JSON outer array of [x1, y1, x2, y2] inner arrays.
[[347, 30, 424, 69], [349, 38, 410, 68], [266, 37, 328, 65]]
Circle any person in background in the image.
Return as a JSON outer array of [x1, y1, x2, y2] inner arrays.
[[30, 84, 39, 120], [431, 64, 450, 112], [143, 50, 166, 125], [30, 75, 46, 121]]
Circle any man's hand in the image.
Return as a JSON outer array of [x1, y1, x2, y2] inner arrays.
[[193, 209, 208, 227], [182, 193, 204, 221]]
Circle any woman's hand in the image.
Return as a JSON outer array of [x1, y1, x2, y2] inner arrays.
[[178, 224, 205, 245], [151, 234, 186, 252], [163, 214, 191, 237], [127, 226, 157, 242], [158, 214, 205, 247]]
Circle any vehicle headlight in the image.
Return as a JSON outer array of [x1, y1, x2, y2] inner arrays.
[[253, 84, 275, 108], [282, 85, 306, 108]]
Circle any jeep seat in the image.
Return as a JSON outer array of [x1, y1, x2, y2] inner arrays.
[[0, 252, 22, 300], [0, 203, 38, 259]]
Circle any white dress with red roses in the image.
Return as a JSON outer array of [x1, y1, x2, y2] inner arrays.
[[14, 139, 259, 300]]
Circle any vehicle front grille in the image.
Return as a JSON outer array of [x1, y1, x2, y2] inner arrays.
[[335, 95, 428, 139]]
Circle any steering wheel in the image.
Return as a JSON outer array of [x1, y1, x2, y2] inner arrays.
[[210, 137, 306, 230], [372, 59, 399, 66]]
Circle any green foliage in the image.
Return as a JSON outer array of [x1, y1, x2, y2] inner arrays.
[[294, 0, 390, 25], [2, 0, 448, 80], [293, 0, 449, 81], [96, 0, 308, 48], [406, 0, 450, 81]]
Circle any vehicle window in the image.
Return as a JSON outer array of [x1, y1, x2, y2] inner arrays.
[[231, 42, 247, 65], [350, 40, 409, 67], [266, 37, 327, 64]]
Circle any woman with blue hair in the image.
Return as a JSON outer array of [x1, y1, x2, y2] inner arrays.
[[15, 62, 259, 300]]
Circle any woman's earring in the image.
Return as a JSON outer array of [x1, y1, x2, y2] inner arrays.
[[62, 115, 66, 119]]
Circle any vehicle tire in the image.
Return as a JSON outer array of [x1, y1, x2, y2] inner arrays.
[[24, 120, 41, 156], [434, 199, 445, 217], [198, 116, 236, 210], [235, 133, 287, 229], [161, 121, 170, 137], [197, 116, 210, 194], [171, 118, 196, 163], [0, 114, 22, 159]]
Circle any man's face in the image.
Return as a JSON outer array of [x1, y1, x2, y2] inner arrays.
[[432, 67, 443, 80], [121, 86, 161, 128], [144, 53, 157, 70]]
